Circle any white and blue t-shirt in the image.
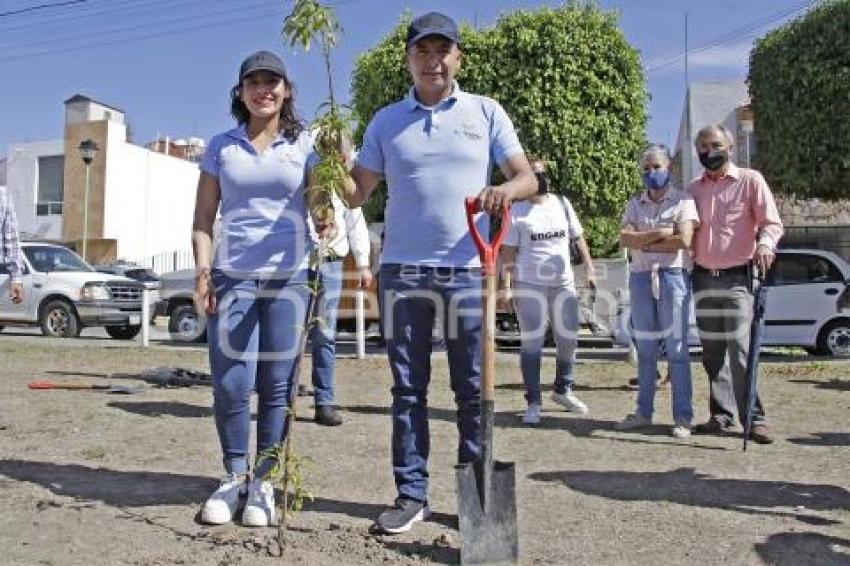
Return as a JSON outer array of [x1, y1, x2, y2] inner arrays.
[[356, 82, 525, 267], [200, 125, 316, 277]]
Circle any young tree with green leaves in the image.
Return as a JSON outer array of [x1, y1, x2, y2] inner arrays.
[[253, 0, 354, 555]]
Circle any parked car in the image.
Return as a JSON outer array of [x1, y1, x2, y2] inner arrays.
[[95, 261, 160, 317], [94, 261, 160, 288], [613, 249, 850, 357], [0, 242, 146, 339], [157, 269, 206, 343]]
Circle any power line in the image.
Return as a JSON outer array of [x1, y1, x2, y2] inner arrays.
[[0, 0, 200, 36], [0, 0, 365, 64], [645, 0, 814, 73], [0, 8, 285, 64], [0, 0, 86, 18], [0, 0, 282, 52]]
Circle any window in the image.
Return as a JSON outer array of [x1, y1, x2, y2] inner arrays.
[[769, 254, 844, 286], [23, 245, 92, 273], [37, 155, 64, 216]]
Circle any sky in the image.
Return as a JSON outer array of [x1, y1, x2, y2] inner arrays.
[[0, 0, 817, 159]]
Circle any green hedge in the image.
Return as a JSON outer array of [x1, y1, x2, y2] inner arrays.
[[748, 0, 850, 199], [350, 3, 647, 257]]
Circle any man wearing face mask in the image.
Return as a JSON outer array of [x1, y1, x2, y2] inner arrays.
[[617, 145, 699, 438], [689, 124, 783, 445]]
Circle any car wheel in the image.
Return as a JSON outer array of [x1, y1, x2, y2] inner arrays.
[[168, 304, 207, 343], [816, 319, 850, 358], [106, 325, 141, 340], [39, 299, 81, 338]]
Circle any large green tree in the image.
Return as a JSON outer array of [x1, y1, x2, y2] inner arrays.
[[350, 3, 647, 256], [748, 0, 850, 199]]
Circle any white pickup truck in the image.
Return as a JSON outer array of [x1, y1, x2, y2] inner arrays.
[[0, 242, 146, 339]]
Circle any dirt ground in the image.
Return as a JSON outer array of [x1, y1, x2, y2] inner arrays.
[[0, 333, 848, 566]]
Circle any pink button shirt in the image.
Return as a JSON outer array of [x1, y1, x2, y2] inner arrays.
[[689, 164, 784, 270]]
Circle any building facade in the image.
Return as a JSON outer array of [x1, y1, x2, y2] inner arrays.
[[4, 95, 200, 268]]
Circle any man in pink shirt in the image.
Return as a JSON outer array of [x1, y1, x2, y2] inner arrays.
[[689, 124, 783, 445]]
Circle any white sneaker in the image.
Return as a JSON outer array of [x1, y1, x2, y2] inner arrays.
[[201, 473, 247, 525], [522, 403, 542, 425], [242, 479, 277, 527], [551, 391, 588, 414], [615, 413, 652, 431], [672, 421, 692, 438]]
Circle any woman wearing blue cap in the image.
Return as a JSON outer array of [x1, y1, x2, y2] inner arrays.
[[192, 50, 319, 527]]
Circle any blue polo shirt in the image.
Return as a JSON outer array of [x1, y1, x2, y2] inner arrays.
[[200, 125, 315, 277], [356, 83, 524, 267]]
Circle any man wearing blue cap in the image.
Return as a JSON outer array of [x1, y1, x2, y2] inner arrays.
[[340, 12, 536, 534]]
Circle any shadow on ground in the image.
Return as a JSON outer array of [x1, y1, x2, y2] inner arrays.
[[529, 467, 849, 525], [108, 401, 213, 419], [786, 432, 850, 447], [788, 378, 850, 392], [340, 405, 726, 451], [0, 459, 217, 507], [754, 532, 850, 566]]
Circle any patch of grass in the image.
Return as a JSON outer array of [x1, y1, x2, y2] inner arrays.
[[82, 447, 106, 460]]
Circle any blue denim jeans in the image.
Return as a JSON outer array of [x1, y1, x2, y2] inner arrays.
[[629, 268, 693, 423], [207, 268, 311, 477], [309, 260, 343, 406], [513, 281, 579, 405], [379, 264, 483, 503]]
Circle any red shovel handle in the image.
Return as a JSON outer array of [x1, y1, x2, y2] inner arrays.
[[28, 381, 92, 390], [464, 197, 511, 275]]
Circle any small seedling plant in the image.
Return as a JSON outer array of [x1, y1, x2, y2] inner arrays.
[[258, 0, 351, 556]]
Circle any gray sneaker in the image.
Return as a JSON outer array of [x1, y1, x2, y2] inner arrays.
[[374, 497, 430, 534], [615, 413, 652, 431]]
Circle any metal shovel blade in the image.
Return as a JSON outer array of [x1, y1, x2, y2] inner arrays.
[[103, 383, 145, 395], [456, 459, 518, 565]]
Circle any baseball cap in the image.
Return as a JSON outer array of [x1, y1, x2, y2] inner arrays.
[[238, 50, 286, 81], [406, 12, 459, 49]]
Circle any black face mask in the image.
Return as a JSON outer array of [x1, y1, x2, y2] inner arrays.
[[535, 172, 549, 194], [698, 149, 729, 171]]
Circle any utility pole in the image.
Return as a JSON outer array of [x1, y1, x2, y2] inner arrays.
[[684, 13, 692, 182]]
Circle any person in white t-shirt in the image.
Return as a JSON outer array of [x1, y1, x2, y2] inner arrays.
[[500, 157, 595, 425]]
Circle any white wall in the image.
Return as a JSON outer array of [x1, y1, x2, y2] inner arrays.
[[4, 140, 65, 240], [66, 100, 125, 126], [102, 122, 198, 264], [676, 80, 749, 185]]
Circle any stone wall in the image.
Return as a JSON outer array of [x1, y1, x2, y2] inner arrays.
[[775, 195, 850, 226]]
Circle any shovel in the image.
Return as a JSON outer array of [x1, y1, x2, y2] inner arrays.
[[28, 380, 144, 394], [456, 197, 518, 565]]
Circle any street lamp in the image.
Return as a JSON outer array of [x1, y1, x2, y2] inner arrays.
[[78, 139, 99, 262]]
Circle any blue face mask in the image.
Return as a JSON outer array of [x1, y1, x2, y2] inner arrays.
[[642, 169, 669, 190]]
